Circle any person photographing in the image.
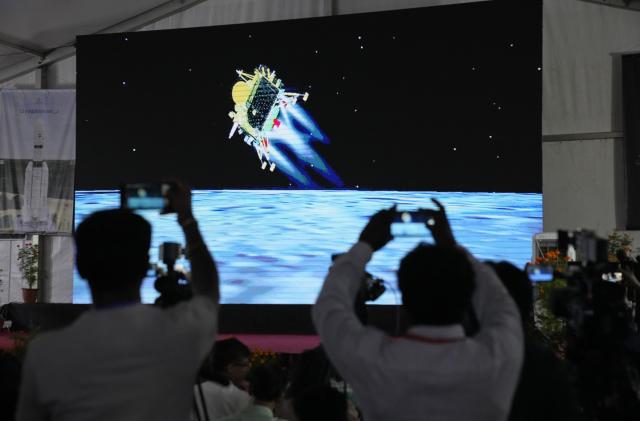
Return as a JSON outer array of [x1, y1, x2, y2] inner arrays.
[[17, 181, 220, 421], [312, 199, 524, 421]]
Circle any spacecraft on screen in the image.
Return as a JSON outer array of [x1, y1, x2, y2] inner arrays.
[[228, 65, 309, 172], [22, 120, 50, 230]]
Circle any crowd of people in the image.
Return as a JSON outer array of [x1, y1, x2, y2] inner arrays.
[[4, 182, 588, 420]]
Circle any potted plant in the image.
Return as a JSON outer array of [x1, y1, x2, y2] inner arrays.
[[608, 231, 634, 261], [533, 249, 569, 357], [16, 242, 39, 303]]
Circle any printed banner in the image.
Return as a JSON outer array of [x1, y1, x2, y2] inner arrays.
[[0, 90, 75, 233]]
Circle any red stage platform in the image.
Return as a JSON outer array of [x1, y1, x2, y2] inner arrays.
[[0, 332, 13, 351], [218, 334, 320, 354], [0, 331, 319, 354]]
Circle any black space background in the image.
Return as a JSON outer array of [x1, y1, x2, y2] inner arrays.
[[76, 0, 541, 192]]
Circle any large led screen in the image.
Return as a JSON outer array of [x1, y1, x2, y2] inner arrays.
[[75, 1, 542, 304]]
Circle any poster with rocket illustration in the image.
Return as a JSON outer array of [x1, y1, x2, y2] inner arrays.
[[0, 90, 75, 233]]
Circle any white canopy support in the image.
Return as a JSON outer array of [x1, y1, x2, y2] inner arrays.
[[0, 0, 209, 85], [579, 0, 640, 12], [0, 37, 44, 58]]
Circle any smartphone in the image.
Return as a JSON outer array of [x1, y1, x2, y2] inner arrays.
[[602, 272, 623, 283], [526, 264, 554, 282], [120, 183, 171, 211], [391, 210, 434, 237]]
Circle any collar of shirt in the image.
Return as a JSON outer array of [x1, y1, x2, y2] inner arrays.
[[405, 324, 466, 343]]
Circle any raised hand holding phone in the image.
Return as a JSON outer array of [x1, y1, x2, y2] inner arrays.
[[360, 200, 455, 250], [359, 205, 396, 251], [163, 180, 192, 222], [418, 199, 456, 247]]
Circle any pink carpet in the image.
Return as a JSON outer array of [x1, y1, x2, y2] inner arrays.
[[0, 331, 319, 354], [217, 334, 320, 354], [0, 332, 15, 351]]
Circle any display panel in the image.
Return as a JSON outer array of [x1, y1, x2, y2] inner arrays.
[[75, 1, 542, 304]]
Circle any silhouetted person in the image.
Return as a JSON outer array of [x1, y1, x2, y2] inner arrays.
[[220, 364, 287, 421], [488, 261, 582, 421], [313, 200, 523, 421], [276, 346, 354, 421], [195, 338, 252, 420], [17, 182, 220, 421], [0, 350, 21, 421], [293, 385, 349, 421]]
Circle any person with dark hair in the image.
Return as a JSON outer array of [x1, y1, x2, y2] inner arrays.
[[313, 200, 523, 421], [275, 346, 359, 421], [293, 385, 348, 421], [195, 338, 252, 420], [16, 182, 220, 421], [488, 261, 582, 421], [276, 347, 332, 420], [397, 244, 475, 326], [220, 364, 287, 421], [488, 262, 533, 322], [285, 347, 332, 400]]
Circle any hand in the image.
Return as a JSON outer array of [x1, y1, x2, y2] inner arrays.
[[164, 180, 193, 223], [420, 198, 456, 247], [621, 268, 640, 291], [359, 205, 396, 251]]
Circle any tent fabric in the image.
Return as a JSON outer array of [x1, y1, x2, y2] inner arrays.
[[0, 0, 485, 85], [140, 0, 330, 31], [138, 0, 480, 32], [0, 0, 198, 84], [0, 0, 170, 52]]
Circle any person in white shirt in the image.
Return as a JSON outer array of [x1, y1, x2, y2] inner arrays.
[[312, 200, 524, 421], [194, 338, 252, 420], [16, 182, 220, 421]]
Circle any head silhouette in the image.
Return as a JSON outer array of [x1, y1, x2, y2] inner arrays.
[[487, 261, 533, 323], [286, 347, 333, 398], [75, 209, 151, 299], [200, 338, 251, 386], [293, 385, 348, 421], [398, 244, 475, 326], [249, 364, 287, 403]]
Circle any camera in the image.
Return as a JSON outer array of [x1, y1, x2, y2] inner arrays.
[[557, 229, 608, 264], [331, 253, 386, 326], [551, 230, 627, 331], [362, 272, 386, 302], [550, 230, 640, 419], [331, 253, 386, 302], [153, 241, 193, 308]]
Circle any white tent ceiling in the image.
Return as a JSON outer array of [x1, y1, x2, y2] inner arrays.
[[0, 0, 488, 85], [0, 0, 209, 84]]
